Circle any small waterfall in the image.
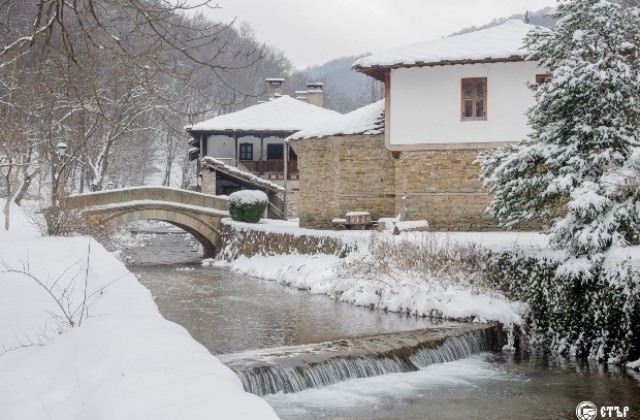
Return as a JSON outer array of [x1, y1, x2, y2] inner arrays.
[[221, 325, 503, 396]]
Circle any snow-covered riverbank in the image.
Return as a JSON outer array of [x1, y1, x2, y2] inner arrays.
[[213, 219, 549, 326], [216, 219, 640, 367], [0, 200, 279, 420]]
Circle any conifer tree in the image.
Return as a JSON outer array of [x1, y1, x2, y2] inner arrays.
[[478, 0, 640, 257]]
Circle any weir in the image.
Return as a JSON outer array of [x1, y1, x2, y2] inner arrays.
[[219, 324, 504, 396]]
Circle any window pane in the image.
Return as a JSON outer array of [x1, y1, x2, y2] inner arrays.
[[464, 82, 473, 99], [464, 100, 473, 118], [476, 99, 484, 118], [476, 80, 484, 98], [239, 143, 253, 160], [267, 144, 283, 160]]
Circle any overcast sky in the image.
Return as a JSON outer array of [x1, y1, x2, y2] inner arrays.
[[199, 0, 558, 69]]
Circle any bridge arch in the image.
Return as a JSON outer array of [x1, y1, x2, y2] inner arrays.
[[98, 207, 222, 257]]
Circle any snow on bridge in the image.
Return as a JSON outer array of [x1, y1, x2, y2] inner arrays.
[[65, 187, 229, 257]]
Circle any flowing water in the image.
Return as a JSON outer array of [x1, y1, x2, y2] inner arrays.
[[125, 229, 640, 420]]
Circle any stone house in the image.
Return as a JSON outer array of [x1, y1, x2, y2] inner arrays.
[[290, 20, 546, 230]]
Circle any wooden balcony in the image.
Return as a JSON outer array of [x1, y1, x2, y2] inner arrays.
[[239, 160, 298, 176]]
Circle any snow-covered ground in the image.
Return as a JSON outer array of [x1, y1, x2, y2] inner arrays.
[[216, 219, 549, 326], [0, 200, 279, 420]]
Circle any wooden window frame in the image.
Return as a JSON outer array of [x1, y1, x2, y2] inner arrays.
[[239, 142, 253, 160], [460, 78, 488, 122]]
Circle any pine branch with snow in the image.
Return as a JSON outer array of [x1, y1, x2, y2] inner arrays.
[[478, 0, 640, 257]]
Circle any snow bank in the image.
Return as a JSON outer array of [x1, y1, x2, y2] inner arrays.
[[0, 199, 278, 420], [218, 225, 548, 325]]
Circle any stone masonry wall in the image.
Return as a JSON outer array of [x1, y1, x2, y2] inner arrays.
[[219, 220, 343, 260], [291, 137, 340, 229], [337, 135, 397, 221], [200, 169, 216, 196], [291, 135, 500, 231], [394, 150, 497, 231], [291, 135, 395, 229]]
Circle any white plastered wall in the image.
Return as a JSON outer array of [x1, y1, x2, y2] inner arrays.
[[389, 61, 543, 146], [206, 135, 284, 160]]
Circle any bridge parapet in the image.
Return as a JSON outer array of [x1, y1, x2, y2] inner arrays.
[[66, 187, 229, 211]]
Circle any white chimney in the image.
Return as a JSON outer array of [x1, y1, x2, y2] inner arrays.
[[305, 82, 324, 107], [266, 78, 285, 99]]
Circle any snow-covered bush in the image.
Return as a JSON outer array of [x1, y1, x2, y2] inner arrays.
[[478, 0, 640, 257], [485, 251, 640, 362], [228, 190, 268, 223]]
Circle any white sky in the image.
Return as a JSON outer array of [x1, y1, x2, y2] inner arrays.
[[198, 0, 558, 69]]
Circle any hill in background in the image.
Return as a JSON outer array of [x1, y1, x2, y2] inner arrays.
[[284, 7, 555, 114]]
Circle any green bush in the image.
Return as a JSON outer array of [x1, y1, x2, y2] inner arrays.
[[228, 190, 268, 223]]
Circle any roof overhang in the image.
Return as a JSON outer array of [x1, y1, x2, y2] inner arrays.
[[186, 128, 298, 140], [354, 55, 530, 81]]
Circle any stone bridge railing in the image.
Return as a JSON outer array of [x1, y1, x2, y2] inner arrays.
[[65, 186, 229, 211]]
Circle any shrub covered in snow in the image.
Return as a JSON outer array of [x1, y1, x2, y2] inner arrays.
[[228, 190, 268, 223], [485, 251, 640, 362]]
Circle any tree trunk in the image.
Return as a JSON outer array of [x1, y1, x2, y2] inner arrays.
[[3, 198, 10, 231], [14, 167, 40, 206]]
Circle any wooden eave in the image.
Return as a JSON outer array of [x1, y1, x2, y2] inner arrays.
[[186, 128, 298, 140], [354, 55, 530, 81]]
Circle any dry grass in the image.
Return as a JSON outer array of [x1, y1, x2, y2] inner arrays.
[[345, 232, 489, 289]]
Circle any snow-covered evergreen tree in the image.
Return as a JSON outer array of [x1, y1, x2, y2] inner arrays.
[[478, 0, 640, 257]]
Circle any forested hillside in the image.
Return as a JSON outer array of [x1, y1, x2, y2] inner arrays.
[[451, 7, 556, 35], [284, 56, 384, 114]]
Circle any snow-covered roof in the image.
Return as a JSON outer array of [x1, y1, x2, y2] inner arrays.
[[353, 20, 543, 76], [288, 100, 384, 140], [202, 157, 285, 193], [187, 96, 341, 133]]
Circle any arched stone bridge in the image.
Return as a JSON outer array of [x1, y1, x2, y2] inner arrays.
[[65, 187, 229, 257]]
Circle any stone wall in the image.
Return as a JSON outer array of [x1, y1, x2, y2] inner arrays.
[[200, 169, 216, 195], [291, 135, 395, 229], [394, 150, 496, 231], [219, 220, 343, 260], [291, 134, 500, 231]]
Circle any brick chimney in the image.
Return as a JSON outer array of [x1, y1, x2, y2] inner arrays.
[[305, 82, 324, 107], [266, 78, 285, 99]]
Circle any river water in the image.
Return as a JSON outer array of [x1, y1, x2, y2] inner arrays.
[[126, 230, 640, 420]]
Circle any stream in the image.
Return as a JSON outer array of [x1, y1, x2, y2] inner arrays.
[[125, 228, 640, 420]]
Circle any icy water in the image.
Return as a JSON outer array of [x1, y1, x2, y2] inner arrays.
[[126, 231, 441, 354], [126, 230, 640, 420]]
